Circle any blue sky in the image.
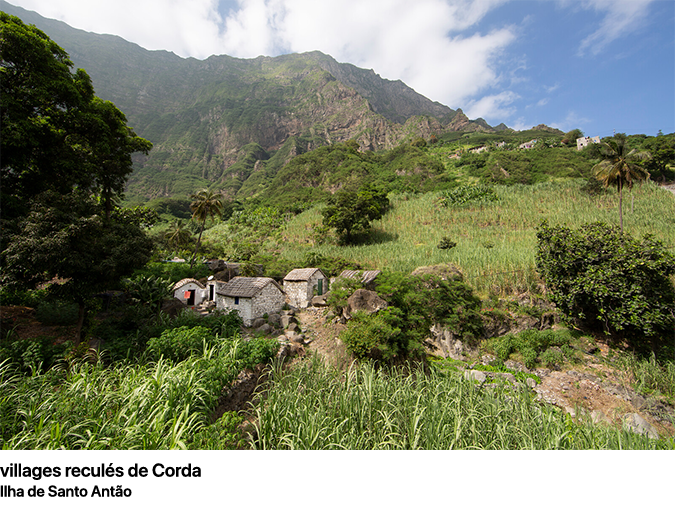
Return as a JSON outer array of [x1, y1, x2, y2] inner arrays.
[[7, 0, 674, 137]]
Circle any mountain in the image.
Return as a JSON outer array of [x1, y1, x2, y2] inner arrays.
[[1, 1, 500, 201]]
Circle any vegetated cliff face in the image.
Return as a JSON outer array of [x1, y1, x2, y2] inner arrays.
[[1, 1, 498, 200]]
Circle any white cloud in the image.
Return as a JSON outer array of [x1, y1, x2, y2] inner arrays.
[[10, 0, 518, 109], [549, 111, 591, 132], [576, 0, 656, 56], [465, 90, 520, 121], [218, 0, 517, 108], [11, 0, 226, 58]]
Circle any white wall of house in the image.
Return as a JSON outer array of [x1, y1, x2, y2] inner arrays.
[[173, 282, 208, 307], [217, 294, 254, 325], [284, 271, 328, 308]]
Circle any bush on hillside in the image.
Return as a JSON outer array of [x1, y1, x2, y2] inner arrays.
[[536, 221, 675, 339]]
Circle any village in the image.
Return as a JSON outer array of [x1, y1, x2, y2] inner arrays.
[[170, 260, 382, 332]]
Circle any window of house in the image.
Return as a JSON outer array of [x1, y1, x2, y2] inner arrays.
[[234, 297, 239, 305]]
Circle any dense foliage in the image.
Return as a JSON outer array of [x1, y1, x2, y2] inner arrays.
[[338, 272, 483, 361], [536, 221, 675, 338]]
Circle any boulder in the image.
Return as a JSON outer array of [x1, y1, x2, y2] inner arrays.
[[286, 322, 300, 333], [623, 413, 660, 440], [425, 325, 468, 360], [463, 370, 487, 384], [311, 293, 329, 307], [250, 317, 266, 329], [344, 289, 388, 319], [255, 323, 274, 335], [280, 315, 298, 328]]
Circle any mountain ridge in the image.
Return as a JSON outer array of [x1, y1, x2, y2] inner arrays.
[[1, 1, 507, 200]]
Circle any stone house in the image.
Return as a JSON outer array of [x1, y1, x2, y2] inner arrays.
[[173, 278, 208, 307], [283, 268, 329, 308], [215, 277, 285, 326]]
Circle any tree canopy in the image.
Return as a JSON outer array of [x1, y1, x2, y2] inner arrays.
[[1, 13, 154, 343], [321, 184, 389, 244]]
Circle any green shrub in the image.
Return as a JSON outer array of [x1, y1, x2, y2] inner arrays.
[[234, 337, 278, 368], [541, 348, 564, 368], [488, 328, 574, 369], [0, 287, 47, 307], [189, 412, 246, 449], [0, 338, 66, 374], [146, 325, 214, 362], [437, 237, 457, 250], [439, 185, 499, 207], [340, 309, 412, 361], [536, 221, 675, 338]]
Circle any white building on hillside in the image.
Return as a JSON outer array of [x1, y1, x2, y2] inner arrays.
[[577, 136, 600, 150]]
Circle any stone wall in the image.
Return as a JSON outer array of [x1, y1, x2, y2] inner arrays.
[[284, 272, 327, 308], [216, 285, 285, 326]]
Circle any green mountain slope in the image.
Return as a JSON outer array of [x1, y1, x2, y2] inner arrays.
[[1, 1, 497, 201]]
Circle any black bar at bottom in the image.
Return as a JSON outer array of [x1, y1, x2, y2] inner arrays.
[[0, 462, 202, 498]]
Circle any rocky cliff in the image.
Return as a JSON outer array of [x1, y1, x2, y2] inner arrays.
[[1, 1, 501, 200]]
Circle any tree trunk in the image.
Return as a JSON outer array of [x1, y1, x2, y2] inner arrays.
[[190, 221, 205, 268], [75, 301, 87, 346], [618, 178, 623, 233]]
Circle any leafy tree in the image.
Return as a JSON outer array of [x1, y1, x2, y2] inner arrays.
[[124, 275, 174, 316], [2, 192, 154, 344], [321, 184, 389, 244], [1, 16, 154, 343], [84, 98, 152, 220], [591, 133, 651, 232], [189, 188, 224, 266], [0, 13, 151, 224], [536, 221, 675, 339], [563, 129, 583, 146], [1, 13, 93, 221], [642, 133, 675, 181]]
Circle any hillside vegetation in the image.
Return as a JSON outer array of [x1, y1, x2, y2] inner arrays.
[[2, 6, 675, 451]]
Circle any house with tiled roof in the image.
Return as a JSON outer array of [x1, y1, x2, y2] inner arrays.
[[215, 277, 285, 326], [173, 278, 207, 307], [283, 268, 328, 308]]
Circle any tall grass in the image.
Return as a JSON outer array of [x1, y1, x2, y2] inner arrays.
[[276, 180, 675, 295], [0, 343, 241, 449], [252, 357, 671, 450]]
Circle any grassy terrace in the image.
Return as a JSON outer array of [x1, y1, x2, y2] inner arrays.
[[275, 179, 675, 296]]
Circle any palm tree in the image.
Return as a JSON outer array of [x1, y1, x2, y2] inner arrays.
[[164, 219, 192, 252], [189, 188, 223, 267], [591, 133, 651, 233]]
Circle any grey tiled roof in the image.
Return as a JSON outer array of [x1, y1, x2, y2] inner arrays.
[[216, 277, 283, 298], [283, 268, 326, 281], [338, 270, 381, 285]]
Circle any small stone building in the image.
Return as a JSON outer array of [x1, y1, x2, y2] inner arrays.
[[216, 277, 285, 326], [173, 278, 208, 307], [283, 268, 328, 308]]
